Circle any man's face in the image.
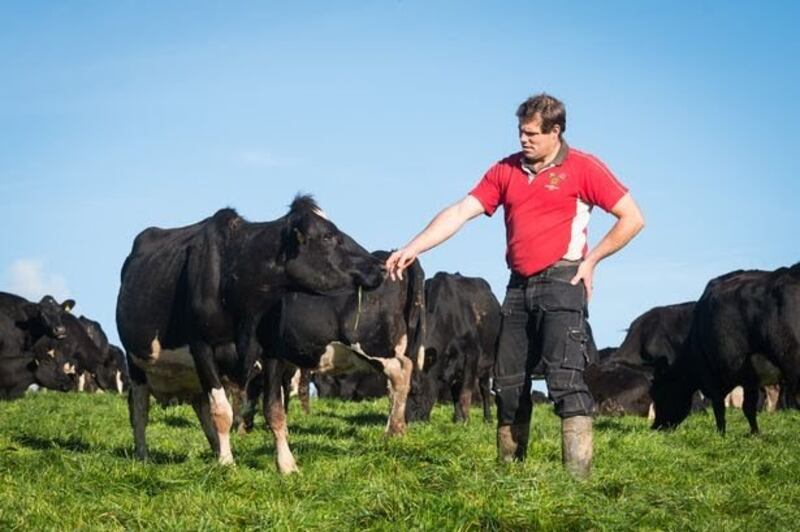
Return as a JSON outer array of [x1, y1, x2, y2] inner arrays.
[[518, 115, 561, 162]]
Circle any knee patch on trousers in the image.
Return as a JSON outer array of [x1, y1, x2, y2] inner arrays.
[[547, 325, 594, 417]]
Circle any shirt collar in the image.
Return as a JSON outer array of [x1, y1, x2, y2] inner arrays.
[[521, 141, 570, 176]]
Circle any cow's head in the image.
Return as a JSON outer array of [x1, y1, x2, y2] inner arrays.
[[650, 365, 695, 430], [30, 344, 77, 392], [405, 347, 439, 423], [62, 313, 118, 392], [281, 195, 384, 294], [21, 296, 73, 339]]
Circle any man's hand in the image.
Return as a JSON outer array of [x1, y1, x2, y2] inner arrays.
[[570, 259, 596, 302], [385, 246, 418, 281]]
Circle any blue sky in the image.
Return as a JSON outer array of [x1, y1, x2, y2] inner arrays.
[[1, 1, 798, 352]]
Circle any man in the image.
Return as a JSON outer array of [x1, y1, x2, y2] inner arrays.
[[386, 93, 644, 479]]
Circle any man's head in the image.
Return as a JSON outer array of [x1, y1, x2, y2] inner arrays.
[[516, 93, 566, 162]]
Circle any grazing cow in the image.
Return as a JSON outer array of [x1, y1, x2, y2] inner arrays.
[[116, 196, 384, 466], [584, 361, 653, 417], [405, 272, 501, 423], [585, 303, 708, 418], [611, 302, 696, 373], [0, 298, 76, 399], [264, 251, 424, 473], [76, 316, 129, 393], [652, 265, 800, 434]]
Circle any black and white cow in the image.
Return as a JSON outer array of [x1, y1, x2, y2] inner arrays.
[[116, 196, 384, 466], [264, 251, 424, 473], [405, 272, 501, 423], [652, 265, 800, 434], [0, 294, 76, 399], [0, 292, 73, 344], [34, 312, 119, 393], [77, 316, 129, 393]]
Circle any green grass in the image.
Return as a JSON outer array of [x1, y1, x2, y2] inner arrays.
[[1, 392, 799, 531]]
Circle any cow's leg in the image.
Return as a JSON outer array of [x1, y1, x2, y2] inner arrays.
[[456, 381, 474, 423], [384, 351, 414, 436], [711, 396, 727, 434], [263, 359, 298, 474], [479, 376, 493, 423], [191, 342, 234, 465], [192, 396, 221, 454], [764, 385, 780, 413], [742, 384, 760, 434], [298, 369, 311, 415], [128, 363, 150, 460]]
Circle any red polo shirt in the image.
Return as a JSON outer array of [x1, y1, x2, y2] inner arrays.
[[469, 143, 628, 276]]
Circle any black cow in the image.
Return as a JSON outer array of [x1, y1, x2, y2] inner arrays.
[[0, 292, 73, 343], [652, 265, 800, 434], [405, 272, 500, 423], [116, 196, 384, 466], [265, 251, 424, 473], [0, 294, 76, 399], [34, 312, 118, 393], [76, 316, 129, 393], [583, 302, 696, 417], [612, 302, 696, 373]]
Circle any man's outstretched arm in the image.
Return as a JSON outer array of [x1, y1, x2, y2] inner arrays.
[[385, 195, 485, 280]]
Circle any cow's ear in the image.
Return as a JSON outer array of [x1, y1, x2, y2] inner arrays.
[[61, 299, 76, 313], [294, 228, 305, 245]]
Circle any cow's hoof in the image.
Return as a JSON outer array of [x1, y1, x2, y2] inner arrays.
[[384, 425, 407, 437], [277, 456, 299, 475], [218, 454, 235, 466]]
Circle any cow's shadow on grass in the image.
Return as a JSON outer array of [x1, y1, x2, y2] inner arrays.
[[159, 415, 195, 428], [13, 434, 93, 453], [11, 433, 189, 464], [593, 417, 647, 434], [109, 446, 190, 464], [325, 411, 387, 426]]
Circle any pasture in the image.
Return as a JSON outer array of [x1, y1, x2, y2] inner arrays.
[[1, 393, 799, 530]]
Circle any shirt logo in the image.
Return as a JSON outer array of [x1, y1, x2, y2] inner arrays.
[[544, 172, 567, 191]]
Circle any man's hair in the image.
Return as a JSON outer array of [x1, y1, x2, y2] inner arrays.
[[516, 93, 566, 137]]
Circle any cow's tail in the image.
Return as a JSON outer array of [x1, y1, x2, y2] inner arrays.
[[404, 258, 426, 372]]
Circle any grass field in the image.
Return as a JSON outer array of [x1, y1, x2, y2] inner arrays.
[[1, 391, 799, 531]]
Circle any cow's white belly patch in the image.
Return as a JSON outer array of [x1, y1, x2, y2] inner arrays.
[[133, 340, 202, 402], [316, 342, 376, 375]]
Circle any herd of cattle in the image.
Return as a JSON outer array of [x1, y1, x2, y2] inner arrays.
[[2, 195, 799, 473]]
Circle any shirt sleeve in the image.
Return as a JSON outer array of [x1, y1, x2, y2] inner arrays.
[[579, 154, 629, 212], [468, 162, 505, 217]]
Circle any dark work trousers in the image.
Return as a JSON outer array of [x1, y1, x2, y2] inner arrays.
[[493, 261, 595, 424]]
